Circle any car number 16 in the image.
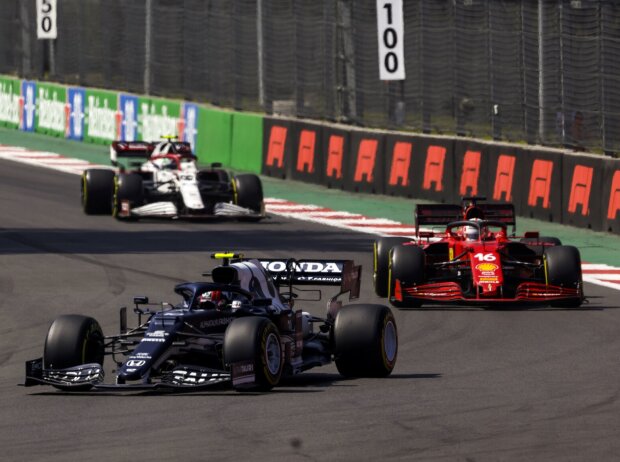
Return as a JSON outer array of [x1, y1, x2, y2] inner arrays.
[[474, 253, 496, 262]]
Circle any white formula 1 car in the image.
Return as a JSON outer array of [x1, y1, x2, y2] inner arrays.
[[81, 138, 264, 220]]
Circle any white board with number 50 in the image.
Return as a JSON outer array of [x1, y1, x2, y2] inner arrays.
[[37, 0, 57, 40], [376, 0, 405, 80]]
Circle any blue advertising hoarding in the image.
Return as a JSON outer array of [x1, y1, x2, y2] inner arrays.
[[67, 87, 85, 140], [20, 81, 36, 132], [183, 102, 199, 150], [119, 94, 138, 141]]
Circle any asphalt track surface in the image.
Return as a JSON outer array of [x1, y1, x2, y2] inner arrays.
[[2, 159, 620, 462]]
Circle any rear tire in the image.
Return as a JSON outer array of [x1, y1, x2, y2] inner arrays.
[[389, 244, 426, 308], [545, 245, 583, 307], [234, 174, 264, 214], [44, 315, 104, 391], [81, 169, 114, 215], [373, 237, 410, 297], [112, 173, 144, 220], [334, 304, 397, 377], [223, 317, 282, 391]]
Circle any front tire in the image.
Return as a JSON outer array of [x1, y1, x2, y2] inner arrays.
[[234, 174, 264, 214], [223, 317, 282, 391], [44, 315, 105, 391], [81, 169, 114, 215], [373, 237, 410, 297], [334, 304, 398, 377], [112, 173, 144, 220], [389, 244, 426, 308], [545, 245, 583, 307]]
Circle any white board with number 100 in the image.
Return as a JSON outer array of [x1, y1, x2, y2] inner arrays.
[[376, 0, 405, 81]]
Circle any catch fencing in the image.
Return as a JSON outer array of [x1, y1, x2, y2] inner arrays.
[[1, 0, 619, 154]]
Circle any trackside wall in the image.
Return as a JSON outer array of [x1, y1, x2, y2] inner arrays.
[[262, 116, 620, 233]]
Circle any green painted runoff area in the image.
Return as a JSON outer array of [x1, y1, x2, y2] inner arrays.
[[1, 126, 620, 265]]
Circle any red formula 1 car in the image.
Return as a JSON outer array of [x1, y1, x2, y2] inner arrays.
[[373, 197, 584, 308]]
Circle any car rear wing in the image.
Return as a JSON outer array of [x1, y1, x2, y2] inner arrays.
[[110, 141, 153, 166], [415, 204, 462, 236], [110, 140, 195, 165], [111, 141, 153, 158], [415, 202, 516, 236], [476, 203, 516, 228], [259, 259, 361, 299]]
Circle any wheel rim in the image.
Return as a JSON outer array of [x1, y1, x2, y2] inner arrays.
[[264, 332, 281, 375], [383, 320, 397, 363]]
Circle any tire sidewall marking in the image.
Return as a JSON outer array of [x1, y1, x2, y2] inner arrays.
[[260, 325, 281, 385], [380, 313, 397, 370]]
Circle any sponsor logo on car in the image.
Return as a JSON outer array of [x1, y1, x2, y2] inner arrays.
[[479, 276, 500, 283], [475, 263, 498, 272], [199, 317, 234, 328], [260, 260, 344, 273]]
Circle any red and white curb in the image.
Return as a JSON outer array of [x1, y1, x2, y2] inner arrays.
[[580, 264, 620, 291], [264, 198, 419, 237], [264, 198, 620, 292], [2, 145, 619, 291], [0, 145, 111, 175]]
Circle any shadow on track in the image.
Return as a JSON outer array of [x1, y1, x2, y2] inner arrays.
[[0, 227, 373, 255]]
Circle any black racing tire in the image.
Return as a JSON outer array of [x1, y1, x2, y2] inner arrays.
[[334, 304, 398, 378], [112, 173, 144, 220], [234, 174, 264, 214], [373, 237, 410, 297], [389, 244, 426, 308], [223, 317, 283, 391], [545, 245, 583, 307], [81, 169, 114, 215], [43, 314, 105, 391]]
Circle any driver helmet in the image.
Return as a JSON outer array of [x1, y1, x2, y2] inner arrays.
[[462, 218, 482, 241], [199, 290, 227, 309]]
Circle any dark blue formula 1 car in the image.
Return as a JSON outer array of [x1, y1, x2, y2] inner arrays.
[[24, 253, 398, 392]]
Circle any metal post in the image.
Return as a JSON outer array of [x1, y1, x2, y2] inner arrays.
[[599, 3, 606, 152], [337, 0, 356, 123], [48, 40, 55, 77], [257, 0, 265, 108], [559, 1, 565, 145], [144, 0, 152, 95], [538, 0, 544, 142], [20, 1, 32, 76]]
